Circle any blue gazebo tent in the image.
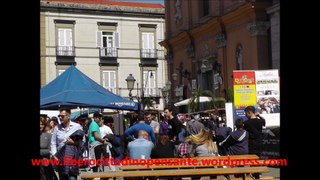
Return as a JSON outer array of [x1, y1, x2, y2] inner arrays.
[[40, 66, 138, 111]]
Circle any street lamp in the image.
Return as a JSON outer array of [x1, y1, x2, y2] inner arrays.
[[165, 81, 172, 90], [174, 86, 182, 101], [164, 80, 172, 107], [172, 72, 178, 81], [126, 74, 136, 100], [161, 87, 169, 106]]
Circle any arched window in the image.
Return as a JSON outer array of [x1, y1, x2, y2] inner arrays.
[[236, 44, 243, 70]]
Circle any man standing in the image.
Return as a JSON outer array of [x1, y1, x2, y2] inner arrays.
[[50, 108, 83, 180], [88, 113, 108, 172], [243, 106, 266, 158], [124, 114, 155, 144], [164, 108, 182, 142]]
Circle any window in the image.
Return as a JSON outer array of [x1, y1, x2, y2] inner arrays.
[[54, 20, 75, 57], [57, 28, 74, 56], [203, 0, 209, 16], [141, 32, 155, 58], [97, 31, 119, 57], [199, 0, 210, 17], [56, 66, 68, 77], [143, 70, 156, 96], [58, 69, 65, 76], [102, 71, 116, 94]]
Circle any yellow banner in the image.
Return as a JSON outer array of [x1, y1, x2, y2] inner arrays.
[[234, 84, 256, 108]]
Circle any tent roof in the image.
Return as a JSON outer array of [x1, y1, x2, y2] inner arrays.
[[174, 96, 212, 107], [40, 66, 138, 110]]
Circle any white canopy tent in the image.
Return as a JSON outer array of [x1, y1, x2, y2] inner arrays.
[[174, 96, 212, 107]]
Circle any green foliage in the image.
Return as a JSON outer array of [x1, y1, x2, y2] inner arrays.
[[202, 90, 227, 109], [225, 88, 234, 102], [202, 90, 216, 110], [142, 97, 154, 110]]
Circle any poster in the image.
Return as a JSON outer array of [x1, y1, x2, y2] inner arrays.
[[233, 71, 256, 120], [233, 70, 280, 127], [255, 70, 280, 126]]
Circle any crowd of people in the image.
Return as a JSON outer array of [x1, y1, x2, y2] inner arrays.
[[40, 106, 266, 180]]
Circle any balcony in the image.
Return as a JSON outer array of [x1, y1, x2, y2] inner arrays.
[[100, 47, 118, 58], [56, 46, 75, 57], [55, 46, 76, 65], [143, 88, 161, 97], [140, 49, 157, 59], [99, 47, 118, 66]]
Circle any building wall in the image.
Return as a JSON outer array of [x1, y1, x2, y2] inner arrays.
[[267, 2, 280, 70], [40, 1, 167, 111], [40, 13, 47, 87], [162, 0, 273, 105]]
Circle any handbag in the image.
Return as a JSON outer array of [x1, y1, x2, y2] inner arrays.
[[110, 145, 120, 158]]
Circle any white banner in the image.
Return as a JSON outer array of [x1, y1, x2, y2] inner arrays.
[[255, 70, 280, 126]]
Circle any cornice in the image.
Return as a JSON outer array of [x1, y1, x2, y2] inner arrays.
[[40, 1, 164, 18], [222, 3, 255, 26]]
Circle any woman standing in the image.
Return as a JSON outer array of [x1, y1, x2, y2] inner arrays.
[[40, 117, 57, 180]]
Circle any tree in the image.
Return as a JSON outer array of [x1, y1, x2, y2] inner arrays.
[[202, 90, 226, 109], [224, 88, 234, 102], [142, 97, 154, 110]]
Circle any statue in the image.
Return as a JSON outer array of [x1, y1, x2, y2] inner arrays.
[[175, 0, 182, 23]]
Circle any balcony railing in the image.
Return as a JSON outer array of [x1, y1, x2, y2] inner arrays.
[[100, 47, 118, 57], [143, 88, 161, 97], [140, 49, 157, 58], [56, 46, 75, 56]]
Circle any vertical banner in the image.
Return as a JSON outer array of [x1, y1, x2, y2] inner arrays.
[[225, 102, 235, 130], [255, 70, 280, 126], [233, 71, 256, 120]]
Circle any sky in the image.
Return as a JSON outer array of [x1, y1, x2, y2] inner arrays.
[[119, 0, 164, 5]]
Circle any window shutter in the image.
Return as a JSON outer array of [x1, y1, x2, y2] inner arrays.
[[96, 31, 102, 48], [110, 71, 116, 93], [65, 29, 72, 46], [114, 32, 120, 48], [106, 72, 110, 88], [102, 71, 106, 88], [142, 33, 148, 49], [58, 29, 65, 46], [149, 33, 155, 49]]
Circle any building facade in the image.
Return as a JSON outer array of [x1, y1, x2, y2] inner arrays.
[[160, 0, 278, 109], [267, 0, 280, 71], [40, 0, 167, 111]]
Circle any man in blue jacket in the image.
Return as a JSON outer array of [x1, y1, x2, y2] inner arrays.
[[124, 114, 155, 144]]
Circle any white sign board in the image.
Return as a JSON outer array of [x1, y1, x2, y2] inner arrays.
[[225, 102, 234, 130]]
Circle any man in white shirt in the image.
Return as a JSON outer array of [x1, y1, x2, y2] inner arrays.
[[50, 108, 83, 180], [99, 118, 113, 138]]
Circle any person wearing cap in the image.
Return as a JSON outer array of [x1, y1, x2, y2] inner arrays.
[[186, 114, 204, 136]]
